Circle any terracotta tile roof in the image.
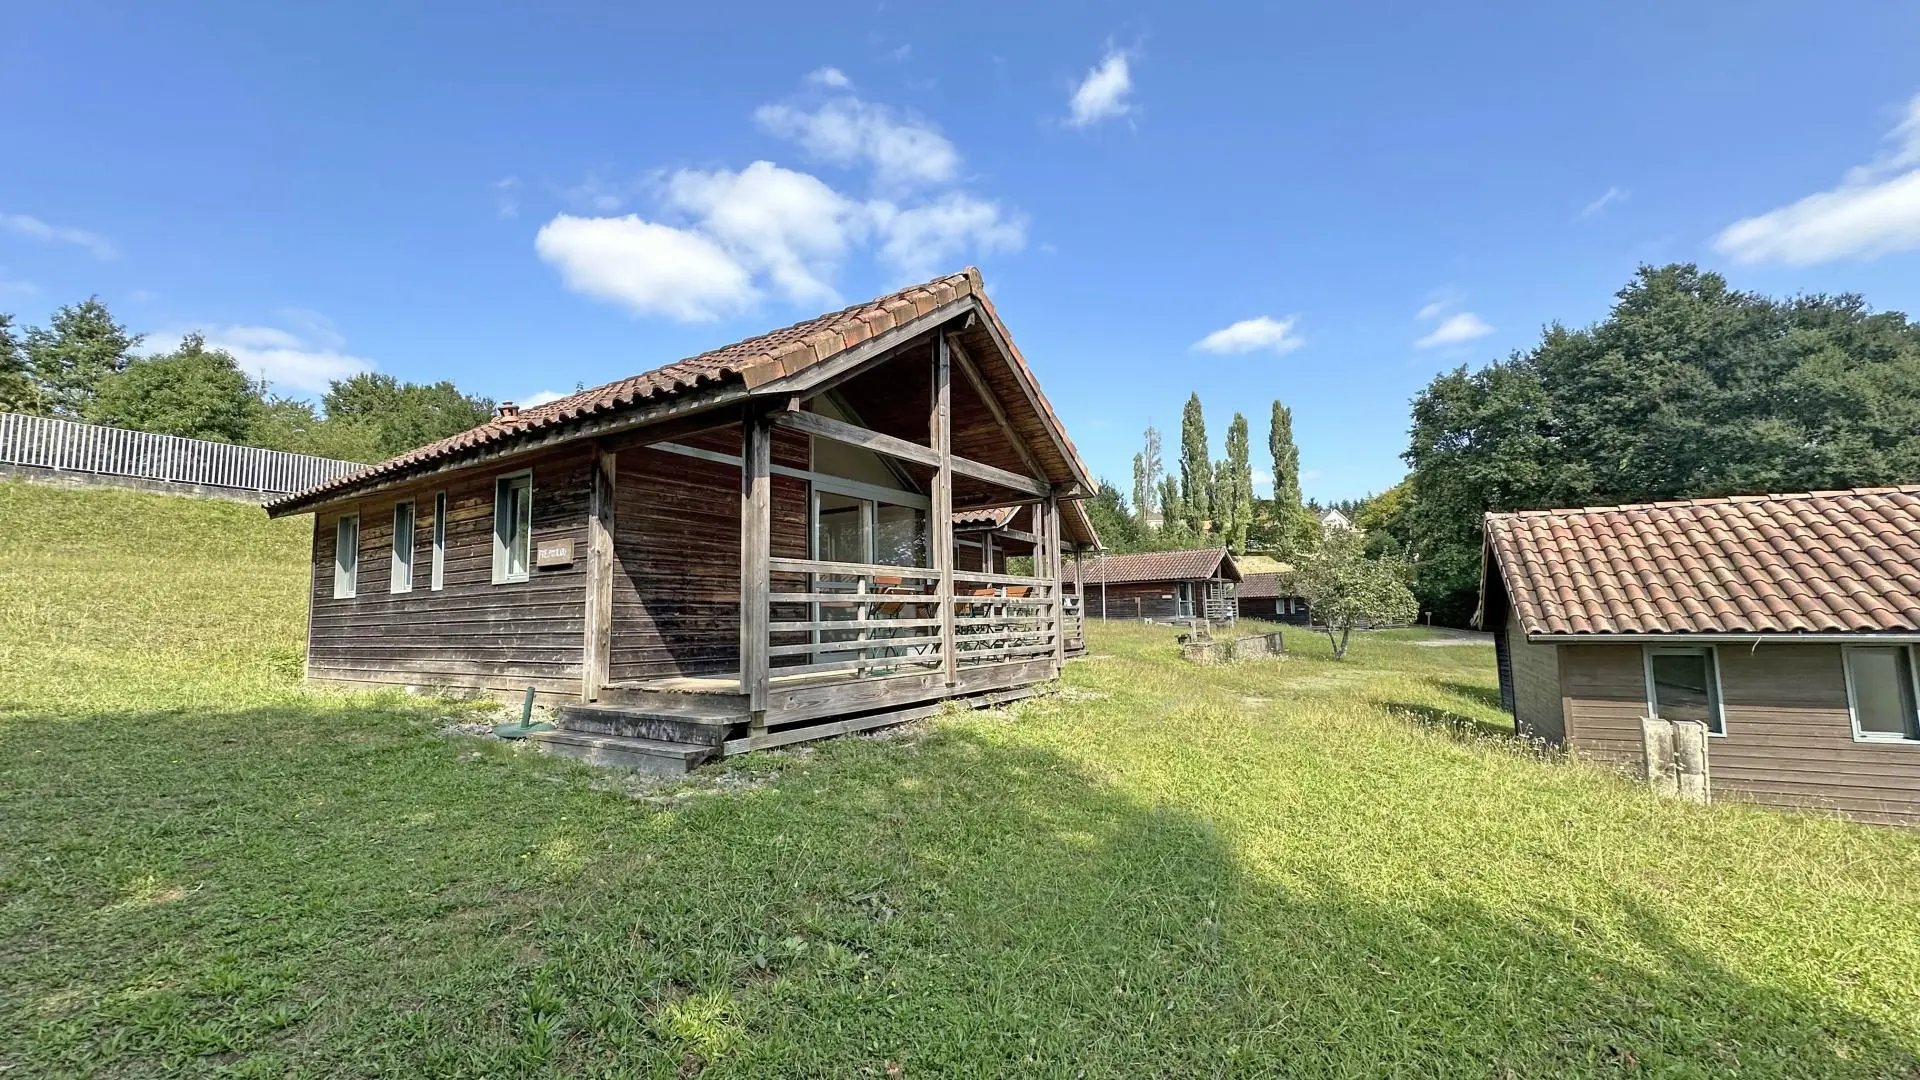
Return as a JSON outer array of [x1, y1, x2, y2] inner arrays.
[[1079, 548, 1241, 585], [1485, 487, 1920, 636], [265, 268, 1094, 515], [1237, 572, 1295, 599], [953, 507, 1019, 529]]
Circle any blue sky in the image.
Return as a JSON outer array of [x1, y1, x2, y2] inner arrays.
[[5, 2, 1920, 501]]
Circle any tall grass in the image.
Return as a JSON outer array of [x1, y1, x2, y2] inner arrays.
[[2, 480, 1917, 1078]]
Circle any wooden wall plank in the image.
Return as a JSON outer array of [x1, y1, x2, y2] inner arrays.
[[306, 444, 592, 700]]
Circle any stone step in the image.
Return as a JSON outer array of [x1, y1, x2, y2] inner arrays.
[[556, 704, 734, 747], [527, 730, 717, 775]]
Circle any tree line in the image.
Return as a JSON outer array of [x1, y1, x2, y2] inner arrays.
[[0, 297, 497, 463], [1392, 263, 1920, 624], [1079, 392, 1330, 560]]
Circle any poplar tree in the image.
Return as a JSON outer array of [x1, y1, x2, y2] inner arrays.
[[1132, 423, 1163, 521], [1224, 412, 1253, 554], [1269, 399, 1301, 511], [1179, 393, 1211, 533]]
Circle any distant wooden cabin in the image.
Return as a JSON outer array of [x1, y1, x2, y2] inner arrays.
[[1478, 487, 1920, 826], [265, 269, 1100, 771], [1235, 572, 1310, 625], [1065, 548, 1240, 624]]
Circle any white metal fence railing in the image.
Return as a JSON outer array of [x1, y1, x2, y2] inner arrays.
[[0, 412, 362, 495]]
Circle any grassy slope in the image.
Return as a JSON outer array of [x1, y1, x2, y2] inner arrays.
[[2, 479, 1917, 1078]]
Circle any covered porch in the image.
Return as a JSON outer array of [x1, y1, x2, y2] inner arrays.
[[568, 301, 1097, 758]]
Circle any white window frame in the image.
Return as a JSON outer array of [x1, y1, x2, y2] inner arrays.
[[1175, 582, 1195, 619], [430, 491, 447, 592], [1842, 644, 1920, 743], [333, 513, 359, 599], [492, 470, 534, 585], [1642, 645, 1727, 737], [390, 499, 416, 594]]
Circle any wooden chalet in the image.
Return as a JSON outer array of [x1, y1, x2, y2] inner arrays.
[[1236, 572, 1310, 625], [1479, 488, 1920, 826], [1064, 548, 1241, 624], [265, 269, 1099, 771]]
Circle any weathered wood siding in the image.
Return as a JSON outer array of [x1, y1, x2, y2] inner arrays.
[[1560, 641, 1920, 825], [1714, 644, 1920, 826], [1559, 643, 1648, 769], [1509, 608, 1565, 742], [607, 426, 809, 682], [307, 445, 593, 700], [1067, 579, 1192, 621], [1236, 596, 1310, 625]]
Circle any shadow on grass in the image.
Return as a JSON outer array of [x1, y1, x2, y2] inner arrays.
[[1377, 700, 1520, 742], [2, 700, 1913, 1077], [1437, 678, 1507, 713]]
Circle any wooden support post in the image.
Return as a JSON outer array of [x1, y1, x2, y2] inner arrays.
[[740, 409, 773, 724], [1047, 494, 1065, 670], [582, 447, 617, 701], [932, 337, 956, 686]]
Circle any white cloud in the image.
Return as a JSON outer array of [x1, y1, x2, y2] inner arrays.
[[1068, 51, 1132, 127], [145, 320, 376, 395], [754, 97, 959, 189], [0, 212, 118, 260], [493, 177, 521, 219], [869, 194, 1025, 277], [1579, 185, 1629, 219], [520, 389, 567, 407], [806, 67, 852, 89], [535, 213, 757, 321], [1416, 312, 1494, 348], [1193, 315, 1304, 355], [1414, 299, 1450, 321], [666, 161, 860, 305], [539, 86, 1026, 319], [1716, 92, 1920, 264]]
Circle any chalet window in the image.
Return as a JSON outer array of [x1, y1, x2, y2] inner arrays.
[[493, 472, 533, 584], [1174, 582, 1195, 619], [391, 500, 415, 594], [430, 491, 447, 591], [1845, 645, 1920, 741], [333, 514, 359, 599], [1645, 647, 1724, 735], [874, 503, 929, 568]]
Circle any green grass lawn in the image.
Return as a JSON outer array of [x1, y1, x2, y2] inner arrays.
[[3, 479, 1919, 1078]]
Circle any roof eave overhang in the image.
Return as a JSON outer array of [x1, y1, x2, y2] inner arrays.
[[264, 381, 749, 517], [267, 288, 1095, 520]]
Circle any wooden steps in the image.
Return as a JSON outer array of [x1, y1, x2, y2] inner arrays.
[[525, 730, 718, 775], [541, 668, 1050, 775], [554, 703, 735, 747]]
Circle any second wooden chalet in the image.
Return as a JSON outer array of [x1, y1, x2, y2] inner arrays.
[[265, 269, 1098, 771], [1064, 548, 1241, 624]]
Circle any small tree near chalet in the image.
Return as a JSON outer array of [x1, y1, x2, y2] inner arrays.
[[1292, 528, 1419, 659]]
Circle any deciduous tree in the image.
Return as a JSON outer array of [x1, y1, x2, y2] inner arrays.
[[1404, 263, 1920, 623], [322, 372, 494, 458], [88, 334, 263, 443], [1292, 528, 1419, 659]]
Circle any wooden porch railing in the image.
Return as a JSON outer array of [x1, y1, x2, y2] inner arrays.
[[763, 557, 1059, 677]]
